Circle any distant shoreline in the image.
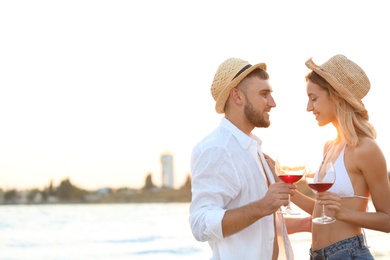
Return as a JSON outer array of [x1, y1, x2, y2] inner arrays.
[[0, 184, 192, 205], [3, 174, 387, 205]]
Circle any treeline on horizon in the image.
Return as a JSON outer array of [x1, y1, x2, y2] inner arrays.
[[0, 173, 192, 205], [2, 172, 388, 205]]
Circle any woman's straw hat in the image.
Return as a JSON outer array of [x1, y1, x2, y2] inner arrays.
[[211, 58, 267, 114], [305, 54, 370, 112]]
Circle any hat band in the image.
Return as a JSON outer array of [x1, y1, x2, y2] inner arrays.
[[232, 64, 252, 80]]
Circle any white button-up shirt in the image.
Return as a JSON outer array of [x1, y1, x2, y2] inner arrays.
[[189, 117, 293, 260]]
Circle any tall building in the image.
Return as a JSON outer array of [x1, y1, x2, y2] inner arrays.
[[161, 153, 174, 188]]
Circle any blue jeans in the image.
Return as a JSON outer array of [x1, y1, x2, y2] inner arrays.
[[309, 234, 374, 260]]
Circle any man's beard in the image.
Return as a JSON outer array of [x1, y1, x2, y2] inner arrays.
[[243, 95, 270, 128]]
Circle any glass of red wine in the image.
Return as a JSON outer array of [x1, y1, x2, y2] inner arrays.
[[305, 160, 336, 224], [275, 157, 306, 215]]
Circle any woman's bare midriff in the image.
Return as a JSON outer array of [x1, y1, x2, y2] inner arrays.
[[311, 197, 368, 249]]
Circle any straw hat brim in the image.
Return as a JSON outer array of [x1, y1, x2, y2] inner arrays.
[[215, 62, 267, 113]]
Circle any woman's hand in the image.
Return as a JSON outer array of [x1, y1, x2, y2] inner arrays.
[[316, 191, 342, 217]]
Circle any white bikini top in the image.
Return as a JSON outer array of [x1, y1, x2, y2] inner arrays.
[[325, 145, 369, 199]]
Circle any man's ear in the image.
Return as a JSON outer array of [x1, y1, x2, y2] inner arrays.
[[230, 88, 243, 105]]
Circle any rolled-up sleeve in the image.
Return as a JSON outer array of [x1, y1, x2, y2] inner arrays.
[[189, 144, 240, 242]]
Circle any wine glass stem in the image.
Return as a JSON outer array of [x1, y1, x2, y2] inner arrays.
[[321, 205, 326, 219], [286, 195, 292, 212]]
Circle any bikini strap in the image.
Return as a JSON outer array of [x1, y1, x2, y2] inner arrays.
[[322, 141, 334, 164]]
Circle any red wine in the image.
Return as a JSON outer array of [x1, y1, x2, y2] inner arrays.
[[308, 183, 333, 192], [279, 175, 303, 184]]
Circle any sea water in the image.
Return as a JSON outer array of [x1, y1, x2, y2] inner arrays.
[[0, 203, 388, 259]]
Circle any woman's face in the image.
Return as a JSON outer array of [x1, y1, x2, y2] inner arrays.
[[306, 80, 337, 127]]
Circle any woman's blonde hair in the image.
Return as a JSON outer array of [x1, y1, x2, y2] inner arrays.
[[306, 71, 377, 146]]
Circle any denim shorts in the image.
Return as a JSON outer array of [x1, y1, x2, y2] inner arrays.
[[309, 234, 374, 260]]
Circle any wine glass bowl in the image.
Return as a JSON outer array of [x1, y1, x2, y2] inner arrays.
[[275, 157, 306, 215], [305, 160, 336, 224]]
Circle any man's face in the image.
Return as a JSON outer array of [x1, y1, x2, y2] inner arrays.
[[241, 77, 276, 128]]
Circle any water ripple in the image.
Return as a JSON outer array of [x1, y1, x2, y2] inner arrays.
[[105, 236, 161, 243]]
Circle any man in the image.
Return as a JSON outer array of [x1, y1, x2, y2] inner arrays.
[[189, 58, 309, 259]]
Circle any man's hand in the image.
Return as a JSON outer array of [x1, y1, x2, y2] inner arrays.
[[261, 182, 296, 214]]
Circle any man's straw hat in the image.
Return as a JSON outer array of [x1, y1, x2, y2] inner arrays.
[[211, 58, 267, 114], [305, 54, 370, 112]]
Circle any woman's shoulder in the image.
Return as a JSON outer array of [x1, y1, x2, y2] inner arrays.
[[356, 136, 380, 154], [351, 137, 389, 192], [354, 136, 386, 168]]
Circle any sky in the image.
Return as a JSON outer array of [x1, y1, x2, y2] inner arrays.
[[0, 0, 389, 191]]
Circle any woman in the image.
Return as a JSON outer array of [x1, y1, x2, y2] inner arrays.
[[292, 54, 390, 260]]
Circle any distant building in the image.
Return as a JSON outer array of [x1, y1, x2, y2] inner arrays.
[[161, 153, 174, 188]]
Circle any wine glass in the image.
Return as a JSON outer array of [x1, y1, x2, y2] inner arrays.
[[305, 160, 336, 224], [275, 156, 306, 215]]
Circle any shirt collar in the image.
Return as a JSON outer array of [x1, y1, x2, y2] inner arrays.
[[220, 117, 262, 149]]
